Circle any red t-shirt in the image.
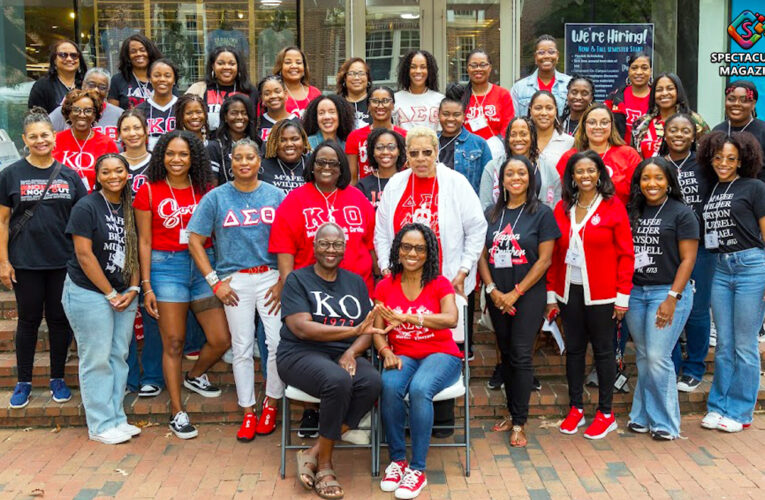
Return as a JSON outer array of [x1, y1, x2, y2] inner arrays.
[[345, 125, 408, 179], [555, 145, 641, 205], [133, 181, 212, 251], [269, 183, 376, 290], [52, 129, 119, 192], [464, 84, 514, 140], [537, 76, 555, 92], [638, 117, 664, 159], [284, 85, 322, 118], [393, 174, 442, 268], [374, 274, 461, 360], [622, 87, 650, 142]]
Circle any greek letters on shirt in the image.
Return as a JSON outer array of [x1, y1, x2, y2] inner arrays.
[[147, 116, 176, 136], [19, 179, 72, 201], [396, 106, 439, 129], [222, 206, 276, 227], [489, 224, 529, 266], [156, 198, 197, 229], [302, 206, 364, 237], [391, 304, 438, 341], [310, 291, 363, 326]]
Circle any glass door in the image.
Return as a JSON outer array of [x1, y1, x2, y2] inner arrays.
[[364, 0, 423, 86]]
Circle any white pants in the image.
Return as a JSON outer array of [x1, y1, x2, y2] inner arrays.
[[224, 270, 284, 407]]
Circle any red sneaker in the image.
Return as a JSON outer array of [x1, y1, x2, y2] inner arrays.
[[236, 412, 257, 442], [559, 406, 585, 434], [380, 459, 408, 492], [584, 411, 617, 440], [394, 468, 427, 499], [255, 401, 277, 435]]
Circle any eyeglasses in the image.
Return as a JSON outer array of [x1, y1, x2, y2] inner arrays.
[[400, 243, 427, 254], [316, 240, 345, 251], [725, 95, 753, 104], [314, 158, 341, 169], [56, 52, 79, 60], [346, 71, 366, 78], [468, 62, 490, 70], [369, 98, 393, 106], [408, 149, 434, 158], [585, 119, 612, 129], [535, 49, 558, 56], [84, 82, 109, 92], [374, 144, 398, 153], [712, 154, 739, 165], [70, 106, 95, 116]]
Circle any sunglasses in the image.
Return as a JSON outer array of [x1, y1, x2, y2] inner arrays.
[[408, 149, 434, 158], [56, 52, 79, 60]]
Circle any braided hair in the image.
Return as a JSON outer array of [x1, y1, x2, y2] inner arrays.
[[93, 153, 139, 283], [145, 130, 212, 194], [264, 120, 309, 159], [388, 223, 441, 287]]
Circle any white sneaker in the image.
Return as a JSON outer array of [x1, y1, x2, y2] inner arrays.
[[222, 348, 234, 364], [89, 427, 131, 445], [717, 416, 743, 433], [117, 422, 142, 437], [701, 411, 722, 429]]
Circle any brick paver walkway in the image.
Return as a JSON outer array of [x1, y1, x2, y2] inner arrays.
[[1, 413, 764, 499]]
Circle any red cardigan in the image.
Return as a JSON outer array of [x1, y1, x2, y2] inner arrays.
[[555, 145, 641, 206], [547, 196, 634, 307]]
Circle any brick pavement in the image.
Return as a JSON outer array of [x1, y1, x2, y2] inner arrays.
[[0, 413, 764, 499]]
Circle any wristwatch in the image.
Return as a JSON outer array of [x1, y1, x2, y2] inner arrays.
[[485, 283, 497, 294], [668, 290, 682, 300]]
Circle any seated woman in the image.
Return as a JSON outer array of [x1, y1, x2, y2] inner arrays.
[[374, 223, 461, 500], [276, 222, 383, 500]]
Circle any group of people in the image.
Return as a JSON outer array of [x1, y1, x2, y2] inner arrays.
[[3, 31, 764, 500]]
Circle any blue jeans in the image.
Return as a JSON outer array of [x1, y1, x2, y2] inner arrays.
[[61, 276, 138, 435], [625, 284, 693, 437], [673, 245, 714, 380], [126, 306, 165, 390], [381, 353, 461, 471], [707, 248, 765, 424]]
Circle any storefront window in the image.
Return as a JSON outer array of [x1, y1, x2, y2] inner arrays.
[[301, 0, 346, 92], [446, 1, 500, 85], [366, 0, 420, 86]]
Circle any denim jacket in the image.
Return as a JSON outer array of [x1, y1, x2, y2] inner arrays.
[[440, 128, 492, 194], [510, 69, 572, 118]]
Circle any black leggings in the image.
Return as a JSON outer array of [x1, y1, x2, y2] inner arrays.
[[277, 346, 381, 441], [14, 268, 73, 382], [487, 285, 546, 426], [560, 285, 616, 413]]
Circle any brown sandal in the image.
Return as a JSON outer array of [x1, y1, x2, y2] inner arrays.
[[297, 450, 317, 490], [492, 418, 511, 432], [314, 468, 344, 499], [510, 425, 527, 447]]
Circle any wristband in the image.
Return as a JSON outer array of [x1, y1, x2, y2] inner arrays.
[[144, 289, 154, 296], [141, 279, 151, 284], [205, 271, 220, 287], [378, 345, 391, 357], [126, 286, 140, 293], [212, 281, 222, 294], [104, 289, 118, 301], [515, 284, 525, 296]]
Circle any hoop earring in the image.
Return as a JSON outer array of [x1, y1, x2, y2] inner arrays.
[[571, 180, 577, 189], [503, 188, 508, 202], [625, 76, 631, 87], [596, 178, 601, 187], [211, 70, 216, 80], [666, 186, 671, 194]]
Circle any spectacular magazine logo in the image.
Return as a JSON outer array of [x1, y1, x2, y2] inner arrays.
[[710, 10, 765, 76], [728, 10, 764, 49]]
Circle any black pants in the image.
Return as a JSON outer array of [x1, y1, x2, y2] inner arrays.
[[560, 285, 616, 413], [14, 268, 72, 382], [277, 346, 381, 441], [487, 285, 546, 426]]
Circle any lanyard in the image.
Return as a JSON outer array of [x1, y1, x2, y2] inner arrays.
[[411, 175, 437, 218], [643, 197, 668, 226], [704, 177, 738, 219], [277, 157, 303, 180], [286, 84, 307, 115], [99, 190, 122, 215], [165, 176, 197, 231], [437, 133, 459, 163], [69, 130, 93, 172], [316, 184, 338, 222], [133, 73, 151, 99], [728, 117, 753, 135], [471, 84, 492, 116], [494, 203, 525, 245]]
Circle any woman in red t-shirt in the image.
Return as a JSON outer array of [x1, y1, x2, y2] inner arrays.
[[374, 223, 461, 499], [555, 104, 642, 206], [604, 52, 652, 144], [272, 46, 321, 118], [53, 89, 119, 192], [269, 141, 376, 291], [461, 49, 514, 144], [134, 130, 230, 440]]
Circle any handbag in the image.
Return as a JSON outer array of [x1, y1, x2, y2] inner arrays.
[[9, 162, 63, 242]]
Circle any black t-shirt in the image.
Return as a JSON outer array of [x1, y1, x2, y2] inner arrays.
[[206, 139, 233, 185], [356, 175, 390, 209], [0, 159, 87, 269], [346, 97, 371, 128], [713, 119, 765, 182], [279, 266, 373, 355], [439, 134, 457, 168], [485, 203, 561, 292], [135, 97, 178, 151], [668, 153, 710, 229], [702, 177, 765, 253], [108, 73, 153, 110], [258, 156, 307, 194], [633, 198, 699, 286], [66, 192, 129, 292], [28, 76, 71, 113]]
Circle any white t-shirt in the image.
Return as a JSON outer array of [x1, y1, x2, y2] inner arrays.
[[393, 89, 445, 131]]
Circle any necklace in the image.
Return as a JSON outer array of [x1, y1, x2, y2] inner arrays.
[[58, 75, 75, 91], [69, 130, 94, 176], [277, 157, 303, 179], [576, 195, 597, 209], [728, 117, 754, 135], [438, 133, 459, 163], [285, 83, 307, 115], [667, 152, 690, 171], [315, 184, 338, 222], [124, 150, 149, 162], [233, 181, 258, 208], [100, 190, 122, 215]]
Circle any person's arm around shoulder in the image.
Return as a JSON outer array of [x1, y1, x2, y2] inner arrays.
[[185, 81, 206, 98]]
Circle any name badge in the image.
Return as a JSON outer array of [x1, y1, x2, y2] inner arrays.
[[467, 115, 489, 131], [704, 231, 719, 249], [634, 250, 650, 270], [179, 229, 189, 245], [494, 251, 512, 269], [207, 111, 220, 130], [565, 246, 584, 268], [113, 248, 125, 269]]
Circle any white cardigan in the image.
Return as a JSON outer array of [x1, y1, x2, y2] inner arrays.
[[374, 164, 487, 292]]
